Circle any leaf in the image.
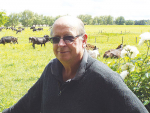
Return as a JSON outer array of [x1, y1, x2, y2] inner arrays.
[[143, 100, 150, 105]]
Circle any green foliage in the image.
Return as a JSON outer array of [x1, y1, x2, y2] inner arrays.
[[125, 20, 134, 25], [20, 10, 34, 27], [77, 14, 93, 25], [6, 13, 20, 27], [0, 11, 8, 26], [115, 16, 125, 25]]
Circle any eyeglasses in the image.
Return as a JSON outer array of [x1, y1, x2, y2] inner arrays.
[[49, 34, 83, 44]]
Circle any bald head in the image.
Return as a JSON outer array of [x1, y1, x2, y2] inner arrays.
[[50, 16, 85, 36]]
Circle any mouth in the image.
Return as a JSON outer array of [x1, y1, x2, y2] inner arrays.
[[58, 51, 68, 53]]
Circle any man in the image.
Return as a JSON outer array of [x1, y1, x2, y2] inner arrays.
[[3, 16, 148, 113]]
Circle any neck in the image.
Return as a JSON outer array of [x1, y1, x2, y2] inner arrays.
[[62, 60, 81, 82]]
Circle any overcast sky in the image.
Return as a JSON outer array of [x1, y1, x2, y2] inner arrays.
[[0, 0, 150, 20]]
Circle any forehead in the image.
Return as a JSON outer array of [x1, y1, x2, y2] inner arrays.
[[52, 17, 80, 36], [52, 22, 77, 36]]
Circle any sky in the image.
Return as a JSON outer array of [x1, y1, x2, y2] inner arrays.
[[0, 0, 150, 20]]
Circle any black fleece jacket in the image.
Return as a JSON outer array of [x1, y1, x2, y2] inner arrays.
[[2, 50, 148, 113]]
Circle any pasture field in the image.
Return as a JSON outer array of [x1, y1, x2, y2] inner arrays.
[[0, 25, 150, 111]]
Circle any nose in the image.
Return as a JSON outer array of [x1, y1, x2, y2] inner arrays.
[[58, 38, 66, 47]]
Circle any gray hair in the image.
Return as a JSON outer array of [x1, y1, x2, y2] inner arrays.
[[50, 16, 85, 38]]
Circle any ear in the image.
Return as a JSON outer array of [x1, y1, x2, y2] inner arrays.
[[82, 34, 88, 48]]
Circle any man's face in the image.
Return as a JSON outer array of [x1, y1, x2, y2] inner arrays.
[[52, 22, 84, 64]]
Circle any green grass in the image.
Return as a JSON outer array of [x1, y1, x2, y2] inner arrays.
[[0, 25, 150, 111]]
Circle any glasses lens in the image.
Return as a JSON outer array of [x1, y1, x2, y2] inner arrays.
[[50, 37, 60, 44], [64, 36, 74, 43]]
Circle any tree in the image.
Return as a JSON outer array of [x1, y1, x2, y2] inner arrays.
[[77, 14, 93, 25], [20, 10, 34, 27], [125, 20, 134, 25], [134, 20, 146, 25], [0, 11, 8, 26], [7, 13, 20, 27], [107, 15, 114, 25], [92, 16, 99, 25], [33, 13, 41, 26], [115, 16, 125, 25], [43, 16, 54, 26]]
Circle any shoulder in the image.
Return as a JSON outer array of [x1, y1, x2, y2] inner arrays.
[[86, 58, 124, 86]]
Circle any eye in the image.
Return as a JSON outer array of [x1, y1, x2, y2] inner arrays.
[[52, 37, 60, 43], [64, 36, 74, 42]]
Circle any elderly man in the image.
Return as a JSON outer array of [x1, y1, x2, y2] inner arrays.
[[2, 16, 148, 113]]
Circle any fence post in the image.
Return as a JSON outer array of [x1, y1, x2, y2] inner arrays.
[[107, 37, 109, 42], [121, 31, 122, 34], [95, 37, 96, 43], [122, 36, 123, 44], [136, 37, 137, 43]]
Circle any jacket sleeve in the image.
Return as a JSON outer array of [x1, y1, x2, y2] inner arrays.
[[93, 61, 149, 113], [2, 63, 50, 113]]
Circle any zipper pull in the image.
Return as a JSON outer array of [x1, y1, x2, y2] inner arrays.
[[58, 91, 61, 96]]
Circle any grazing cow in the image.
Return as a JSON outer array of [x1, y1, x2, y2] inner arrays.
[[103, 44, 124, 58], [37, 28, 43, 31], [44, 35, 50, 40], [0, 27, 2, 31], [86, 43, 98, 50], [86, 43, 100, 58], [29, 37, 34, 43], [33, 29, 38, 32], [31, 36, 49, 49], [16, 29, 22, 34], [21, 28, 25, 30], [30, 26, 35, 29], [6, 27, 11, 30], [0, 36, 18, 45], [11, 27, 17, 31]]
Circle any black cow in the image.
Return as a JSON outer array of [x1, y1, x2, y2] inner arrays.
[[31, 36, 49, 49], [30, 26, 35, 29], [12, 27, 17, 31], [0, 27, 5, 31], [0, 36, 18, 45], [37, 28, 43, 31], [29, 37, 34, 43], [6, 27, 11, 30], [16, 29, 22, 34], [44, 35, 49, 39], [21, 28, 25, 30], [33, 29, 38, 32]]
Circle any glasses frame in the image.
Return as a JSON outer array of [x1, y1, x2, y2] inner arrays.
[[49, 34, 83, 44]]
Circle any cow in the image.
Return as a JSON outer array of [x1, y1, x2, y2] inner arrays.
[[16, 29, 22, 34], [29, 37, 33, 43], [0, 36, 18, 45], [6, 27, 11, 30], [29, 35, 49, 43], [33, 29, 38, 32], [11, 27, 17, 31], [30, 26, 35, 29], [0, 27, 5, 31], [21, 28, 25, 30], [103, 44, 124, 58], [86, 43, 100, 59], [0, 27, 2, 31], [86, 43, 98, 50], [37, 28, 43, 31], [31, 36, 49, 49]]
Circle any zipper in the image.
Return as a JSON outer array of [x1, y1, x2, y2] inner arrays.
[[58, 80, 71, 96]]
